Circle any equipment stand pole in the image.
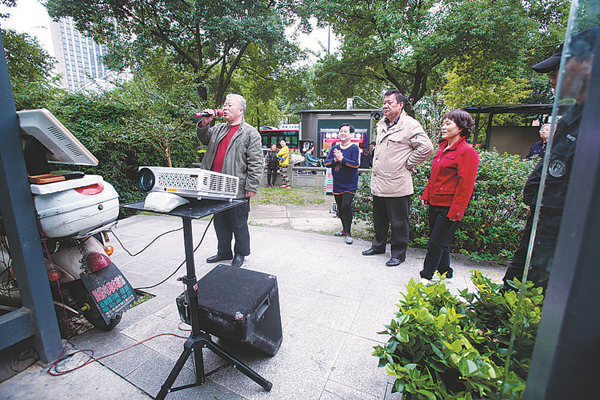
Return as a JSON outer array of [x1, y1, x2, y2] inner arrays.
[[156, 216, 271, 400]]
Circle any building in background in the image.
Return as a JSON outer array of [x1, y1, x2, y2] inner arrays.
[[49, 17, 108, 91]]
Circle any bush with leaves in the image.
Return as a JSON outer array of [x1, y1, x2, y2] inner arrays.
[[373, 272, 543, 399], [354, 149, 537, 264], [50, 92, 199, 205]]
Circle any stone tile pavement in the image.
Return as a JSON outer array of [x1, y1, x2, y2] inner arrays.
[[0, 204, 506, 399]]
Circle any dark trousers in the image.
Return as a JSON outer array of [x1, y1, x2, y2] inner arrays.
[[420, 206, 460, 280], [213, 199, 251, 257], [267, 167, 277, 186], [334, 192, 354, 235], [503, 209, 562, 289], [371, 195, 411, 260]]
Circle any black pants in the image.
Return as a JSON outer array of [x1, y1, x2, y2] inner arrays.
[[502, 209, 562, 289], [371, 195, 411, 260], [267, 167, 277, 186], [420, 206, 460, 280], [213, 199, 251, 257], [334, 192, 354, 235]]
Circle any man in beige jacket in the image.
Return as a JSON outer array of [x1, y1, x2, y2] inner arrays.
[[362, 89, 433, 266]]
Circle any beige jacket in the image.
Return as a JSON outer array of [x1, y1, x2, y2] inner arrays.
[[371, 111, 433, 197]]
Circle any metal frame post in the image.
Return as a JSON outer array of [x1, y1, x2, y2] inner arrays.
[[0, 31, 61, 362]]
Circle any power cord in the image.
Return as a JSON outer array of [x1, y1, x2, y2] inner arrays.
[[109, 227, 183, 257], [134, 216, 214, 290], [48, 329, 190, 376]]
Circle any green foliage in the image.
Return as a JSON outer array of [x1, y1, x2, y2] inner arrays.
[[307, 0, 564, 104], [46, 0, 306, 105], [355, 149, 537, 264], [49, 92, 199, 205], [1, 28, 63, 110], [373, 272, 543, 399]]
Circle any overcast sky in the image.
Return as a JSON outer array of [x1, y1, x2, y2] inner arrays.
[[1, 0, 339, 63]]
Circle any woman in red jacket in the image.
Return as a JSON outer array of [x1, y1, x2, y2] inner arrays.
[[419, 109, 479, 283]]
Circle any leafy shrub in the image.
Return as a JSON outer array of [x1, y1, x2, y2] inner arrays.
[[373, 272, 543, 399], [354, 149, 537, 264], [49, 92, 200, 206]]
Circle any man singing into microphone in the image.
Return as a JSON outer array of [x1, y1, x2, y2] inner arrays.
[[196, 94, 263, 268]]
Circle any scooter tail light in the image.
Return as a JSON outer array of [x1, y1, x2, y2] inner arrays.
[[75, 183, 104, 195], [48, 270, 61, 282], [86, 252, 111, 272], [104, 245, 114, 256]]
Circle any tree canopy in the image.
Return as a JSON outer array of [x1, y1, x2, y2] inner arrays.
[[308, 0, 569, 106], [46, 0, 309, 105]]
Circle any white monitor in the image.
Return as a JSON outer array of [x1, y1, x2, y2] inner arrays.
[[17, 108, 98, 166]]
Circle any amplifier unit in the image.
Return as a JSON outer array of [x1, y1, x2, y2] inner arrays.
[[137, 166, 239, 201]]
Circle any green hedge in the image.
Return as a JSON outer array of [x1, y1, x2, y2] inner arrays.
[[49, 93, 199, 206], [354, 149, 538, 264]]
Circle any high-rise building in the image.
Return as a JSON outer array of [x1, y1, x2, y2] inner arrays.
[[49, 17, 108, 91]]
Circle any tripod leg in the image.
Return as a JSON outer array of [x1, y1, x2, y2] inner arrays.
[[156, 343, 194, 400], [205, 340, 273, 391]]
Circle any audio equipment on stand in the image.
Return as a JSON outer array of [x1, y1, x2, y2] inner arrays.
[[122, 200, 273, 399]]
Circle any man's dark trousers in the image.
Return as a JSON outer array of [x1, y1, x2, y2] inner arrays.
[[420, 205, 460, 280], [214, 199, 251, 257], [371, 195, 411, 260]]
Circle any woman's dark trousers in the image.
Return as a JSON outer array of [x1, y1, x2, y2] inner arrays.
[[267, 167, 277, 186], [334, 192, 354, 235], [420, 205, 460, 280]]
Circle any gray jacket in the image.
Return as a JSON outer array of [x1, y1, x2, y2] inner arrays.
[[196, 121, 263, 198]]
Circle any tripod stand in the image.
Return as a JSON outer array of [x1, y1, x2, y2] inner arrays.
[[123, 200, 272, 399]]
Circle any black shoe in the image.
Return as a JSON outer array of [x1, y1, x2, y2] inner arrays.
[[362, 248, 385, 256], [231, 254, 245, 268], [333, 231, 346, 237], [385, 257, 404, 267], [206, 254, 233, 263]]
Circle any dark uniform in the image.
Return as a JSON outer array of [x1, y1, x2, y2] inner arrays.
[[503, 103, 583, 288]]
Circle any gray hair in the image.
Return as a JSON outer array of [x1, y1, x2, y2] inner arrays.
[[226, 93, 246, 112]]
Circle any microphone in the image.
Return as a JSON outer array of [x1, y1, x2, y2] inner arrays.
[[194, 109, 224, 118]]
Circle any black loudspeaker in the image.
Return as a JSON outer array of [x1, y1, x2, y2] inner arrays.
[[176, 264, 282, 356]]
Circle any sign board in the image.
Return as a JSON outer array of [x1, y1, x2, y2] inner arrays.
[[317, 118, 370, 157], [81, 263, 137, 324], [324, 168, 333, 194]]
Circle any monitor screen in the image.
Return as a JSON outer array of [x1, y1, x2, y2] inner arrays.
[[17, 109, 98, 166]]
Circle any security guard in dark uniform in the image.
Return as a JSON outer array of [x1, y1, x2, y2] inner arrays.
[[503, 28, 598, 289]]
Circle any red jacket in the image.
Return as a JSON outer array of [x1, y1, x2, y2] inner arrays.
[[421, 136, 479, 221]]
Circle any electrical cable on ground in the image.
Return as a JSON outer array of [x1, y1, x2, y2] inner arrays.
[[48, 329, 190, 376]]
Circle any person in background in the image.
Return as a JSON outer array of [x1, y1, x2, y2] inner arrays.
[[277, 139, 290, 189], [324, 123, 360, 245], [419, 110, 479, 283], [526, 123, 551, 159], [359, 143, 372, 169], [196, 93, 263, 268], [265, 143, 279, 187], [362, 89, 433, 267]]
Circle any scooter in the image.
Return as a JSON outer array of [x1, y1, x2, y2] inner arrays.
[[0, 109, 136, 336], [0, 222, 131, 335]]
